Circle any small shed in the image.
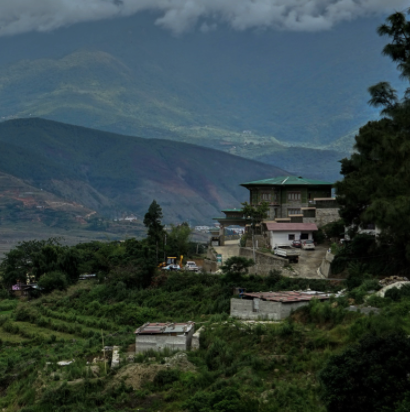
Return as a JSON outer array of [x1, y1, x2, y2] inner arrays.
[[265, 222, 318, 248], [134, 322, 195, 353], [230, 291, 331, 321]]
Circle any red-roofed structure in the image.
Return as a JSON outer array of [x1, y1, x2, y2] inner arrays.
[[265, 223, 318, 232], [243, 291, 329, 303], [231, 290, 331, 320]]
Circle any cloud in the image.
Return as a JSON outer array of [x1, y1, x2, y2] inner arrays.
[[0, 0, 408, 37]]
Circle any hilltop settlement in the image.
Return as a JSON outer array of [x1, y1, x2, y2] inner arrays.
[[1, 10, 410, 412]]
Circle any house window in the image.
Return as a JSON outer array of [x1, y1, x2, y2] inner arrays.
[[288, 209, 301, 215], [288, 234, 295, 240], [288, 192, 301, 201], [261, 193, 271, 201], [273, 192, 279, 202]]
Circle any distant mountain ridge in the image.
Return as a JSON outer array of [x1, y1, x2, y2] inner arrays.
[[0, 118, 289, 224], [0, 13, 401, 148]]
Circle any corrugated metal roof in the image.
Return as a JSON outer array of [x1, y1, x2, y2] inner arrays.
[[243, 291, 330, 303], [241, 176, 333, 187], [265, 222, 318, 231], [135, 322, 195, 335]]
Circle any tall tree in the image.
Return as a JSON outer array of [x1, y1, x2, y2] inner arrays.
[[166, 223, 192, 258], [335, 11, 410, 263], [143, 200, 165, 246]]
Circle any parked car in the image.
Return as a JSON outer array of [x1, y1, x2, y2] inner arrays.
[[291, 239, 302, 248], [162, 264, 181, 271], [185, 261, 199, 272], [301, 239, 315, 250]]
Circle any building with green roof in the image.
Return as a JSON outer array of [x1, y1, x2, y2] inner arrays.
[[240, 176, 334, 220]]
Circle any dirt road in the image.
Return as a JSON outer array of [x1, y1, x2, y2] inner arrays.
[[283, 245, 328, 279]]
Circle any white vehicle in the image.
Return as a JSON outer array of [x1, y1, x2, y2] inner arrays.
[[185, 261, 199, 272], [162, 264, 181, 271], [273, 245, 301, 263], [301, 239, 316, 250]]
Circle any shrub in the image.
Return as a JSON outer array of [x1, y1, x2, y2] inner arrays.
[[153, 369, 181, 388], [38, 271, 68, 293]]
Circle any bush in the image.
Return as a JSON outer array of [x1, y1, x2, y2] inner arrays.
[[320, 332, 410, 412], [38, 271, 68, 293], [153, 369, 181, 388]]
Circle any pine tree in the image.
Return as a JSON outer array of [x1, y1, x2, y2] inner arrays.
[[336, 11, 410, 261], [143, 200, 165, 246]]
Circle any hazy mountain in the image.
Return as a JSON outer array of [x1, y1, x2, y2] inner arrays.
[[0, 118, 290, 225], [0, 12, 401, 147]]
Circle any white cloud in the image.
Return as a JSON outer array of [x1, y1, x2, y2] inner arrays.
[[0, 0, 408, 37]]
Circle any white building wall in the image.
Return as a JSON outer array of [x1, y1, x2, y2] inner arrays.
[[270, 231, 301, 248], [270, 231, 314, 248]]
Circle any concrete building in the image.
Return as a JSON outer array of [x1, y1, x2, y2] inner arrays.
[[265, 222, 318, 248], [134, 322, 195, 353], [230, 291, 331, 321], [213, 176, 338, 246], [240, 176, 334, 220]]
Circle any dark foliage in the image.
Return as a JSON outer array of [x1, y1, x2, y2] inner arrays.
[[320, 333, 410, 412]]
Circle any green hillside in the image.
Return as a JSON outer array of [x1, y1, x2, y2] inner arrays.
[[0, 13, 401, 148], [0, 118, 288, 224]]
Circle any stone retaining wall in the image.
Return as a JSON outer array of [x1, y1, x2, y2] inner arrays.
[[240, 248, 286, 275]]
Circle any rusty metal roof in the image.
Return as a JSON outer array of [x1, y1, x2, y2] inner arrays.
[[265, 222, 318, 231], [135, 322, 195, 335], [243, 291, 330, 303]]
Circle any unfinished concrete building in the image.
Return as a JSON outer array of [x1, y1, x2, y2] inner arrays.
[[134, 322, 195, 353], [230, 291, 331, 321]]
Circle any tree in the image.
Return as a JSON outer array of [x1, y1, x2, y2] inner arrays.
[[0, 238, 62, 287], [166, 223, 192, 257], [143, 200, 165, 246], [221, 256, 254, 282], [335, 11, 410, 264], [320, 333, 410, 412], [241, 201, 269, 222], [37, 271, 68, 293]]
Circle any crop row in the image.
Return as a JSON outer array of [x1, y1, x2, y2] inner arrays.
[[38, 306, 117, 331]]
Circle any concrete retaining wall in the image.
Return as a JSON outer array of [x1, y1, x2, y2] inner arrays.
[[231, 298, 310, 320], [239, 248, 286, 275], [191, 326, 205, 350], [135, 328, 195, 353], [318, 250, 334, 278], [202, 259, 218, 273]]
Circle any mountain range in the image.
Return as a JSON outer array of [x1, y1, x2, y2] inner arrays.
[[0, 13, 401, 151], [0, 118, 289, 226]]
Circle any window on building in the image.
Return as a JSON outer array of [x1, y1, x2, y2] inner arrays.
[[273, 192, 279, 202], [288, 192, 301, 201], [261, 193, 271, 201], [288, 209, 301, 215], [288, 234, 295, 240]]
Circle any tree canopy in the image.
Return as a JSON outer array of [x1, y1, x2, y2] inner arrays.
[[143, 200, 165, 246], [335, 11, 410, 264], [320, 333, 410, 412]]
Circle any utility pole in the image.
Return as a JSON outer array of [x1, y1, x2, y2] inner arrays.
[[251, 215, 256, 262]]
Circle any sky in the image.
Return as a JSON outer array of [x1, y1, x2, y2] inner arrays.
[[0, 0, 409, 37]]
